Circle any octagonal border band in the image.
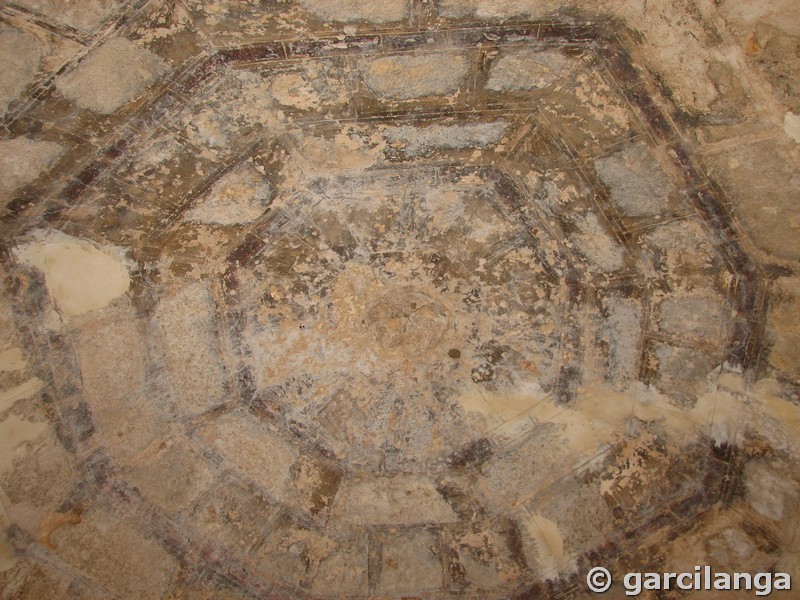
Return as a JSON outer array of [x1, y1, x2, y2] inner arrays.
[[1, 18, 769, 600], [2, 20, 767, 373]]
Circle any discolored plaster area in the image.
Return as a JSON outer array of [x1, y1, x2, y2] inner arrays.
[[1, 1, 800, 599]]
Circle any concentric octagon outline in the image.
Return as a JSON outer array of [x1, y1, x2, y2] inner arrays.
[[4, 18, 768, 600]]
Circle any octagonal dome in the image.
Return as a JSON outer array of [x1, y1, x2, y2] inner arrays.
[[1, 6, 797, 600]]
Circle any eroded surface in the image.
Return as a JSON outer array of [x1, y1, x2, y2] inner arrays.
[[1, 1, 799, 599]]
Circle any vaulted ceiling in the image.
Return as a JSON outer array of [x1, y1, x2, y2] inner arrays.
[[1, 1, 799, 599]]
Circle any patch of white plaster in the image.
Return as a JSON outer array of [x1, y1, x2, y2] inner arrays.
[[360, 53, 469, 100], [55, 37, 169, 114], [456, 380, 546, 428], [526, 513, 568, 575], [487, 49, 572, 91], [15, 230, 131, 319], [439, 0, 547, 19], [784, 112, 800, 143], [570, 212, 625, 272], [0, 27, 46, 116], [0, 138, 63, 204], [296, 129, 384, 173], [0, 414, 48, 474], [299, 0, 408, 23], [745, 462, 798, 521], [333, 476, 459, 525], [270, 73, 322, 110], [12, 0, 123, 33], [383, 122, 509, 156], [0, 348, 26, 372], [185, 163, 272, 226], [0, 499, 16, 572], [0, 378, 44, 413], [595, 143, 671, 217]]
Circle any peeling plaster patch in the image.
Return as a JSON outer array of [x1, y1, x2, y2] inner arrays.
[[376, 530, 442, 594], [183, 71, 286, 151], [0, 510, 15, 572], [0, 414, 48, 474], [658, 292, 728, 343], [613, 0, 719, 115], [295, 129, 384, 173], [705, 528, 757, 569], [0, 27, 46, 115], [784, 112, 800, 143], [767, 277, 800, 379], [383, 121, 509, 156], [0, 348, 27, 372], [717, 1, 800, 39], [360, 53, 469, 100], [487, 48, 572, 91], [570, 212, 624, 272], [745, 462, 798, 521], [333, 476, 459, 525], [199, 409, 300, 502], [573, 69, 631, 132], [0, 138, 63, 205], [15, 230, 131, 318], [12, 0, 123, 33], [600, 297, 642, 385], [526, 513, 567, 575], [55, 38, 169, 114], [543, 398, 623, 456], [268, 62, 347, 112], [0, 378, 44, 413], [185, 163, 272, 226], [270, 73, 322, 110], [599, 431, 672, 503], [595, 143, 671, 216], [155, 282, 226, 415], [624, 373, 800, 451], [439, 0, 549, 19], [515, 377, 754, 458], [645, 220, 717, 274], [750, 378, 800, 456], [76, 314, 147, 409], [688, 383, 745, 446], [299, 0, 408, 23], [456, 381, 546, 429]]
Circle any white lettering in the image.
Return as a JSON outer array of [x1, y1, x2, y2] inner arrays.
[[589, 566, 792, 595], [677, 572, 694, 590], [754, 572, 771, 596], [624, 572, 641, 596], [644, 572, 661, 590], [775, 573, 791, 591], [733, 572, 752, 590], [714, 572, 731, 590]]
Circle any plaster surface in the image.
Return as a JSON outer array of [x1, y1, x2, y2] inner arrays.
[[0, 1, 799, 599]]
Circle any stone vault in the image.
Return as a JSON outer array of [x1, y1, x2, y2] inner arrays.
[[1, 1, 799, 599]]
